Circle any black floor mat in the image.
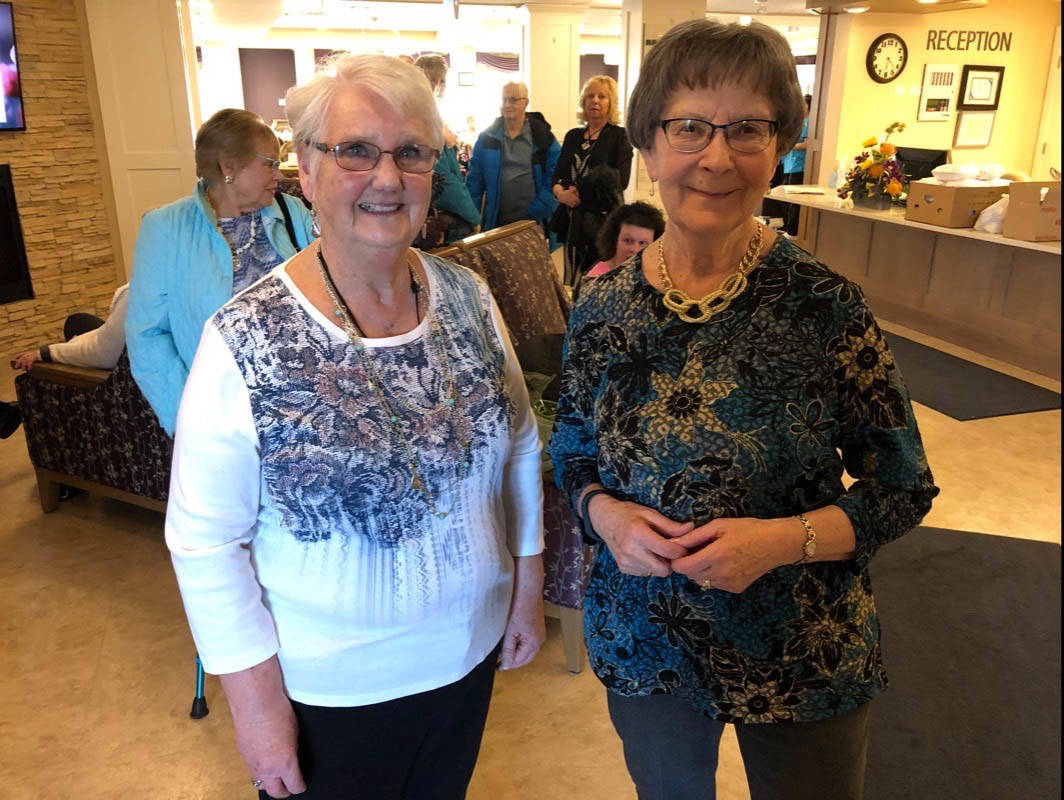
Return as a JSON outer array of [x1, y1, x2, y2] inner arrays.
[[866, 526, 1061, 800], [883, 333, 1060, 420]]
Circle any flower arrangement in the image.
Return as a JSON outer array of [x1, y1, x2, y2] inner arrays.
[[837, 121, 906, 206]]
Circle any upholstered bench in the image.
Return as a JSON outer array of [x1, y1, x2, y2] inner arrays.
[[14, 352, 171, 513]]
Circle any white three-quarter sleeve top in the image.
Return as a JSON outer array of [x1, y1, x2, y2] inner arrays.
[[165, 253, 544, 706]]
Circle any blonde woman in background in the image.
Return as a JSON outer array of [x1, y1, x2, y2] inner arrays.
[[550, 74, 633, 285]]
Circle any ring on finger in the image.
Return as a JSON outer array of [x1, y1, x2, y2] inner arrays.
[[698, 577, 712, 590]]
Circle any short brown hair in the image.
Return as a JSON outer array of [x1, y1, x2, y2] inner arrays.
[[194, 109, 276, 185], [413, 54, 448, 90], [626, 20, 805, 155]]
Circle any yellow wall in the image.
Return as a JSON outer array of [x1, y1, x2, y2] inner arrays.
[[834, 0, 1058, 174]]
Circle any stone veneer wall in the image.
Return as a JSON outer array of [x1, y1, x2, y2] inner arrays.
[[0, 0, 119, 356]]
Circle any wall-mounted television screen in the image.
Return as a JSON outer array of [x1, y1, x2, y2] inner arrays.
[[1, 2, 26, 131]]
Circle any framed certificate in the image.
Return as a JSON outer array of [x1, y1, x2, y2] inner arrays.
[[957, 65, 1004, 111], [953, 111, 995, 148]]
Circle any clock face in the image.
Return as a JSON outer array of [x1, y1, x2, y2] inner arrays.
[[867, 33, 908, 84]]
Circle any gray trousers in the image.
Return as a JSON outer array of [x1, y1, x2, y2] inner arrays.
[[607, 690, 871, 800]]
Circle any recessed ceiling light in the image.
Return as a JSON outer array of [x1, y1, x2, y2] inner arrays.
[[845, 5, 870, 11], [917, 0, 939, 4], [739, 14, 753, 24]]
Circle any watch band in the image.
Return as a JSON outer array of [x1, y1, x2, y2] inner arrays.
[[794, 513, 816, 565]]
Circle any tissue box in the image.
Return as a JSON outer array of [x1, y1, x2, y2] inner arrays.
[[905, 181, 1009, 228], [1002, 181, 1061, 242]]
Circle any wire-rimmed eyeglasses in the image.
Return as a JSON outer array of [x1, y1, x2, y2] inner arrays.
[[254, 153, 283, 170], [659, 118, 780, 154], [312, 141, 440, 174]]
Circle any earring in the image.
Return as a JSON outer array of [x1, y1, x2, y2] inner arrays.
[[649, 180, 655, 197], [224, 175, 234, 184], [310, 207, 321, 237]]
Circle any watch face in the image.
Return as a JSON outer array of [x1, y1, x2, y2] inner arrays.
[[867, 33, 907, 84]]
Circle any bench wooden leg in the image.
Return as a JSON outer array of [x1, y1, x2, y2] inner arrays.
[[35, 469, 59, 513], [557, 605, 586, 674]]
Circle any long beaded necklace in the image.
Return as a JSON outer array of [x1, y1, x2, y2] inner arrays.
[[657, 221, 763, 324], [213, 200, 259, 274], [315, 246, 472, 519]]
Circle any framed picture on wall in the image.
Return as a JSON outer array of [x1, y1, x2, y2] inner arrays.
[[953, 111, 995, 148], [457, 72, 474, 86], [957, 65, 1004, 110]]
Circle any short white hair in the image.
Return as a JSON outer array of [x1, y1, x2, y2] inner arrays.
[[502, 81, 529, 99], [285, 53, 444, 168]]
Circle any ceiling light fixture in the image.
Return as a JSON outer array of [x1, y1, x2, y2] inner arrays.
[[917, 0, 939, 4], [845, 5, 870, 11], [739, 14, 753, 24]]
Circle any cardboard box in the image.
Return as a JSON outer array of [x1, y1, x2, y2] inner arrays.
[[1002, 181, 1061, 242], [904, 181, 1009, 228]]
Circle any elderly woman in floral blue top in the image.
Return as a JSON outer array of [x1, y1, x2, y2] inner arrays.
[[548, 20, 937, 800]]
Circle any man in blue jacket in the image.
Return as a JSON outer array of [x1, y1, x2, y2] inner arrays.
[[465, 82, 561, 237]]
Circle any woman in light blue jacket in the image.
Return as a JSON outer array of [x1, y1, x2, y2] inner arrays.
[[126, 109, 315, 435]]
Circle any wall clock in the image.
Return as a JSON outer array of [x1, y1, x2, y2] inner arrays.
[[867, 33, 908, 84]]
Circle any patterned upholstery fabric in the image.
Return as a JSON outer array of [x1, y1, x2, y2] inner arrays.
[[15, 352, 173, 502], [446, 223, 570, 350], [435, 224, 588, 612], [542, 481, 594, 609]]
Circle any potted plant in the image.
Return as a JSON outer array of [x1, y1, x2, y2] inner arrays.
[[837, 122, 906, 210]]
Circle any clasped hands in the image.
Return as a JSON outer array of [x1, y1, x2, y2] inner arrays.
[[586, 495, 795, 594]]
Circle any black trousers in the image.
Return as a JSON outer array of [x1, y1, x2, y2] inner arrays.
[[259, 642, 501, 800], [607, 690, 871, 800]]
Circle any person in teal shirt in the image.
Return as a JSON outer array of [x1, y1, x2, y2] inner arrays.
[[125, 109, 314, 436], [781, 94, 811, 235], [413, 54, 482, 243]]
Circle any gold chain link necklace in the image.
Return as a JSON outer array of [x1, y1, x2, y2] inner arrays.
[[657, 221, 763, 324], [315, 246, 472, 519]]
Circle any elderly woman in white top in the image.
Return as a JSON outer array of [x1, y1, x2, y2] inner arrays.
[[166, 54, 545, 800]]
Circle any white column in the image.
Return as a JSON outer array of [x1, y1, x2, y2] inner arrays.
[[83, 0, 198, 278], [619, 0, 704, 201], [521, 4, 587, 136]]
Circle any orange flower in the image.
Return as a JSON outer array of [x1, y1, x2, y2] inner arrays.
[[867, 164, 885, 178], [879, 142, 896, 157], [886, 179, 903, 196]]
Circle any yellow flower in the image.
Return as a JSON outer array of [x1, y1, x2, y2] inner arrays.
[[867, 164, 884, 178], [886, 179, 903, 196], [879, 142, 896, 157], [860, 158, 875, 172], [861, 136, 878, 148]]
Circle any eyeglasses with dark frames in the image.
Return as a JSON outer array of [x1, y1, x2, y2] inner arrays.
[[254, 153, 283, 170], [312, 141, 440, 174], [659, 118, 780, 154]]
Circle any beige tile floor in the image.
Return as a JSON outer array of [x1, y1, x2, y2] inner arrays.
[[0, 324, 1059, 800]]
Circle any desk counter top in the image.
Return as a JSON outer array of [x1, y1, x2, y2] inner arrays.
[[768, 186, 1061, 256]]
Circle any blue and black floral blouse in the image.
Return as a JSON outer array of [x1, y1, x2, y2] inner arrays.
[[219, 211, 284, 294], [548, 235, 938, 723]]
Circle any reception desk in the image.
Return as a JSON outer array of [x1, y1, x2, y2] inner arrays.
[[770, 187, 1061, 380]]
